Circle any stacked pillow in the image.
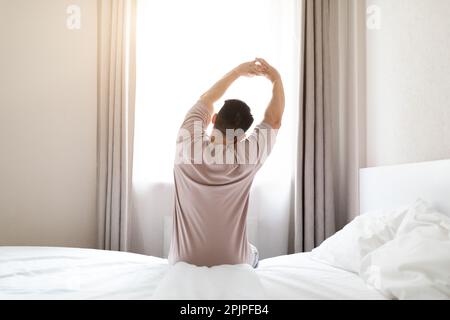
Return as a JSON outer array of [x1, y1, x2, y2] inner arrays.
[[311, 199, 450, 300]]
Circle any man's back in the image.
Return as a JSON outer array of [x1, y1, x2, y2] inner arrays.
[[171, 162, 255, 266]]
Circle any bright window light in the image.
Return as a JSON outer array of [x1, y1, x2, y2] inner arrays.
[[134, 0, 300, 185]]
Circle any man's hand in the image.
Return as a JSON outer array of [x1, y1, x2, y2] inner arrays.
[[200, 60, 264, 111], [234, 60, 265, 78], [255, 58, 281, 83]]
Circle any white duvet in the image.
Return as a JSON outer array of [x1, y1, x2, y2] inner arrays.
[[311, 199, 450, 300], [360, 201, 450, 299], [152, 262, 267, 300], [0, 246, 384, 300]]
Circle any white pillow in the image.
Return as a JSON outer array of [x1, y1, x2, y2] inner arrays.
[[310, 203, 411, 273], [360, 200, 450, 300]]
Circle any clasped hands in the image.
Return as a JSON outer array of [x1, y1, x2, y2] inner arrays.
[[235, 58, 280, 83]]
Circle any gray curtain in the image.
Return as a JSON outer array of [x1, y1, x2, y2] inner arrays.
[[97, 0, 137, 251], [331, 0, 367, 231], [293, 0, 335, 253], [292, 0, 366, 253]]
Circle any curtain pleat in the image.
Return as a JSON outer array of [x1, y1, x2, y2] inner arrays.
[[294, 0, 335, 252], [97, 0, 137, 251]]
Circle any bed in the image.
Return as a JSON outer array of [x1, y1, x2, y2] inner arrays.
[[0, 246, 384, 300], [1, 159, 449, 300]]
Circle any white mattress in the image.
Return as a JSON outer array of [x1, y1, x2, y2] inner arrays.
[[0, 246, 385, 300]]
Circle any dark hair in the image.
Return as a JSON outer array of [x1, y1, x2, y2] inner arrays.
[[214, 99, 254, 135]]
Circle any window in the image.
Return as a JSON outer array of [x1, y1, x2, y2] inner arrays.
[[132, 0, 300, 258]]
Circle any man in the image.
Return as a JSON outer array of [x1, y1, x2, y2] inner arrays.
[[168, 58, 285, 267]]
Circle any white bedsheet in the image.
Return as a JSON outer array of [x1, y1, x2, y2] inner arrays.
[[258, 253, 385, 299], [0, 246, 385, 300]]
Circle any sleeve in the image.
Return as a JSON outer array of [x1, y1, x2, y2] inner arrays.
[[239, 121, 279, 166], [175, 100, 212, 164], [179, 100, 212, 136]]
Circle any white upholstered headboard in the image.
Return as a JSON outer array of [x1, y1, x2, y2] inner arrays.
[[359, 159, 450, 215]]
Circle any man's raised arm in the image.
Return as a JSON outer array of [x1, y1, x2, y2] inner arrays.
[[257, 58, 285, 129], [200, 60, 264, 114]]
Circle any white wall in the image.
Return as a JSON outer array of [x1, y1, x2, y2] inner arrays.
[[0, 0, 98, 247], [366, 0, 450, 167]]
